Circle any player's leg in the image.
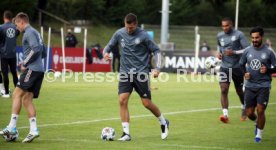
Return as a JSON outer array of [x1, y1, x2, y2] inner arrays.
[[1, 58, 10, 97], [134, 73, 169, 139], [218, 67, 231, 123], [219, 82, 230, 122], [22, 92, 39, 143], [232, 68, 246, 121], [244, 87, 257, 121], [21, 71, 44, 143], [254, 87, 270, 143], [0, 87, 25, 136], [0, 59, 4, 92], [9, 58, 19, 87], [141, 98, 169, 140], [117, 73, 132, 141]]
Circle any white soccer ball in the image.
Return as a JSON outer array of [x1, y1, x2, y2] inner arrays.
[[2, 130, 19, 142], [205, 56, 218, 69], [101, 127, 115, 141], [54, 71, 61, 78]]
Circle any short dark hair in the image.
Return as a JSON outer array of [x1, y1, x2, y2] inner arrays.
[[14, 12, 29, 23], [222, 17, 233, 23], [3, 10, 13, 20], [250, 26, 264, 36], [124, 13, 137, 24]]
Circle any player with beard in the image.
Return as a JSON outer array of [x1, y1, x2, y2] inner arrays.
[[239, 26, 276, 143]]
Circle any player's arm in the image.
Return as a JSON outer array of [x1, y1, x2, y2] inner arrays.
[[147, 38, 161, 77], [232, 32, 250, 55], [23, 33, 42, 67], [239, 49, 248, 74], [263, 51, 276, 74], [103, 32, 119, 61]]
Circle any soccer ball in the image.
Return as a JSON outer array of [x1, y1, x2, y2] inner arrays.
[[101, 127, 115, 141], [54, 71, 61, 78], [205, 56, 218, 69], [2, 130, 19, 142]]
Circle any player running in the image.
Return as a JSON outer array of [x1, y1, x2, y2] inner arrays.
[[240, 26, 276, 142], [216, 17, 250, 123]]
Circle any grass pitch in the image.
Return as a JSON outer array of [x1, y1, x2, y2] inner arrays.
[[0, 73, 275, 150]]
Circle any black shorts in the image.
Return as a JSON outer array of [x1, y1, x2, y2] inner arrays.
[[118, 73, 151, 99], [17, 69, 44, 98], [219, 67, 244, 87], [244, 87, 270, 109]]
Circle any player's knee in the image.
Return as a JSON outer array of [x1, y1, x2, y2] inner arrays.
[[221, 87, 228, 95], [119, 98, 128, 106], [142, 100, 152, 109]]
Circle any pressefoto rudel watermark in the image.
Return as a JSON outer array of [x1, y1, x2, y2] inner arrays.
[[44, 68, 232, 83]]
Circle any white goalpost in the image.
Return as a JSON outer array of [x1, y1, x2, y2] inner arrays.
[[194, 26, 200, 74], [60, 28, 66, 73], [46, 27, 51, 72], [83, 28, 87, 73]]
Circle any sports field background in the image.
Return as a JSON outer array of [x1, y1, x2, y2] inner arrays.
[[0, 73, 275, 150]]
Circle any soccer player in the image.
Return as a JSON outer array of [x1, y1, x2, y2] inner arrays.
[[103, 13, 169, 141], [0, 12, 45, 143], [216, 17, 250, 123], [0, 10, 19, 98], [239, 26, 276, 143]]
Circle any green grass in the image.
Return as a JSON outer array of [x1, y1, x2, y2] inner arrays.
[[0, 73, 276, 150]]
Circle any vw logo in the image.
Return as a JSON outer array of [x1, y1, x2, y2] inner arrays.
[[6, 28, 15, 38], [250, 59, 261, 70]]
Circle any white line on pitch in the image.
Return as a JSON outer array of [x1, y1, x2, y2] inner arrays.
[[17, 103, 276, 129]]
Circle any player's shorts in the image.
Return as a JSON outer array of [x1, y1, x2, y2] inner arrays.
[[219, 67, 244, 87], [118, 73, 151, 99], [17, 69, 44, 98], [244, 87, 270, 109]]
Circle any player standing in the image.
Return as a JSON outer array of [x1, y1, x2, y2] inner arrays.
[[0, 12, 45, 143], [216, 17, 250, 123], [103, 13, 169, 141], [0, 10, 19, 98], [240, 26, 276, 142]]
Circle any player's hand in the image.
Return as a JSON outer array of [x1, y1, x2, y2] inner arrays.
[[260, 64, 267, 74], [244, 72, 251, 80], [216, 53, 222, 60], [224, 49, 234, 56], [21, 65, 26, 72], [104, 53, 112, 61], [152, 69, 160, 78]]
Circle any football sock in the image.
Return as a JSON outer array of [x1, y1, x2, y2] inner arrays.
[[7, 114, 19, 129], [222, 109, 228, 117], [29, 117, 38, 133], [256, 128, 263, 138], [241, 104, 245, 110], [122, 122, 129, 135], [158, 114, 166, 125]]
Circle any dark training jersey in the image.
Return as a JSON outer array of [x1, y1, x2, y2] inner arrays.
[[104, 27, 161, 74], [239, 45, 276, 88], [217, 29, 250, 68], [0, 22, 19, 58], [22, 25, 44, 72]]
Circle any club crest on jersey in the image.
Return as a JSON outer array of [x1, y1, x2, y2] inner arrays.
[[6, 28, 15, 38], [231, 36, 236, 41], [220, 39, 225, 46], [248, 54, 253, 58], [250, 59, 261, 70], [121, 39, 125, 48], [261, 53, 266, 59], [135, 38, 140, 44]]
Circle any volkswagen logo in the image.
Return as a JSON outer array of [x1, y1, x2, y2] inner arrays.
[[6, 28, 15, 38], [250, 59, 261, 70]]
